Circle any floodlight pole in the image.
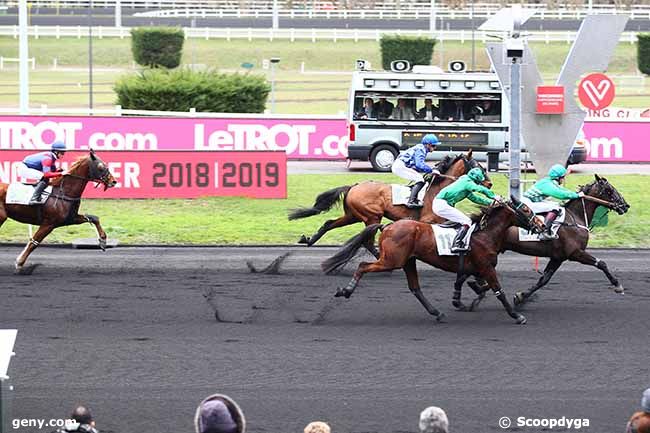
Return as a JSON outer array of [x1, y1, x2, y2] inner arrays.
[[18, 0, 29, 114]]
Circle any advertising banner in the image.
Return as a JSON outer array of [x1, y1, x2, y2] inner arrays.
[[0, 150, 287, 199], [582, 122, 650, 162], [0, 115, 348, 160]]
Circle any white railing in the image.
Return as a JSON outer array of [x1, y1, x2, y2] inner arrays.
[[0, 25, 640, 44]]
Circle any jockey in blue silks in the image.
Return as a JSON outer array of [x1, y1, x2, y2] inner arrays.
[[18, 141, 67, 204], [391, 134, 441, 208]]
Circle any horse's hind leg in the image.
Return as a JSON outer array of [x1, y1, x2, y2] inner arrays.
[[300, 214, 358, 246], [71, 214, 107, 251], [480, 267, 527, 324], [569, 250, 624, 294], [15, 224, 54, 273], [335, 259, 395, 299], [404, 257, 444, 321], [514, 258, 563, 306]]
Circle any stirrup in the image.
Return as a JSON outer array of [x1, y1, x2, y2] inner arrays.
[[538, 232, 558, 241], [405, 200, 422, 209], [450, 242, 470, 253], [28, 196, 42, 205]]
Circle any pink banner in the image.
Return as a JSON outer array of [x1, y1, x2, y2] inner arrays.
[[582, 121, 650, 162], [0, 115, 349, 160], [0, 150, 287, 199]]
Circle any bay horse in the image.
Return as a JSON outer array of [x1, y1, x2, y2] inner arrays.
[[0, 150, 117, 274], [289, 150, 492, 251], [321, 197, 544, 324], [468, 174, 629, 307]]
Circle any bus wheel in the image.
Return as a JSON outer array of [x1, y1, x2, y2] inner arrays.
[[370, 144, 397, 172]]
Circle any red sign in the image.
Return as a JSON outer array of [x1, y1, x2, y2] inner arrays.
[[536, 86, 565, 114], [578, 73, 615, 111], [0, 150, 287, 199]]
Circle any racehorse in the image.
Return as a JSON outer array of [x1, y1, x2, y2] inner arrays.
[[289, 150, 492, 251], [0, 150, 117, 274], [321, 197, 544, 324], [505, 174, 629, 306]]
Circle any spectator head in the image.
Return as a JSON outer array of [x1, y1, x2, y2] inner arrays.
[[71, 406, 94, 426], [398, 98, 407, 108], [643, 388, 650, 413], [194, 394, 246, 433], [424, 98, 433, 107], [304, 421, 331, 433], [419, 406, 448, 433], [364, 98, 374, 107]]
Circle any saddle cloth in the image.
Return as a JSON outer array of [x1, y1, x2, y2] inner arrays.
[[432, 223, 476, 256], [518, 208, 566, 241], [391, 184, 427, 206], [6, 183, 52, 205]]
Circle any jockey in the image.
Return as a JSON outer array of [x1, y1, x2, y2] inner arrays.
[[522, 164, 584, 240], [391, 133, 441, 208], [19, 140, 67, 205], [432, 167, 500, 253]]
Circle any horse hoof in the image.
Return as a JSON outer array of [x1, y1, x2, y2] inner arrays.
[[515, 314, 527, 325], [435, 313, 446, 323], [15, 264, 39, 276], [334, 288, 348, 298], [452, 300, 468, 312], [513, 292, 525, 306], [613, 284, 624, 294], [98, 238, 107, 252], [297, 235, 309, 245], [469, 297, 483, 312]]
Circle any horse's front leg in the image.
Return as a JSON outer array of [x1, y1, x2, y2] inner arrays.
[[72, 214, 107, 251], [15, 224, 54, 274], [569, 250, 624, 294], [480, 266, 527, 325]]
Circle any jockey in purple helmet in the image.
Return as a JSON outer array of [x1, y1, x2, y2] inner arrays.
[[19, 140, 67, 205], [391, 133, 441, 208]]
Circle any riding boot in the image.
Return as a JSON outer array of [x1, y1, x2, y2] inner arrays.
[[405, 181, 425, 208], [451, 224, 471, 253], [538, 211, 559, 240], [29, 178, 49, 205]]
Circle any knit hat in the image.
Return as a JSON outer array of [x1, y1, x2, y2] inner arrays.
[[303, 421, 331, 433], [419, 406, 449, 433], [642, 388, 650, 413], [194, 394, 246, 433]]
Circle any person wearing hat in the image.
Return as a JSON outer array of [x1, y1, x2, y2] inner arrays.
[[433, 167, 500, 253], [18, 140, 68, 205], [391, 133, 441, 208], [626, 388, 650, 433], [194, 393, 246, 433], [51, 405, 99, 433], [419, 406, 449, 433], [522, 163, 584, 240]]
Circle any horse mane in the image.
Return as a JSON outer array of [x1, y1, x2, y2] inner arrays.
[[435, 154, 464, 173], [469, 205, 494, 224], [564, 180, 596, 208], [49, 155, 88, 186]]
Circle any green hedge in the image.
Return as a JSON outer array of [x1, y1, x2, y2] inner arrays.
[[114, 69, 271, 113], [380, 35, 436, 70], [131, 27, 185, 69], [638, 33, 650, 75]]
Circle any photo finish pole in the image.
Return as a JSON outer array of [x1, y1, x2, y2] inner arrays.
[[509, 54, 521, 199], [18, 0, 29, 114]]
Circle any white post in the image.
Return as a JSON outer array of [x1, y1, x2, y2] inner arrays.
[[429, 0, 436, 33], [19, 0, 29, 114], [272, 0, 279, 30], [115, 0, 122, 27]]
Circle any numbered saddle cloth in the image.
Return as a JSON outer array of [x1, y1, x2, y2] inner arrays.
[[391, 184, 427, 206], [6, 183, 52, 205], [518, 208, 566, 241], [432, 223, 476, 256]]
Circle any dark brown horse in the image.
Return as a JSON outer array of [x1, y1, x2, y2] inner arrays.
[[289, 150, 492, 250], [321, 197, 544, 324], [0, 150, 117, 273], [490, 174, 629, 306]]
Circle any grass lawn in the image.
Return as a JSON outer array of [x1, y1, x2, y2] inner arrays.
[[0, 172, 645, 247]]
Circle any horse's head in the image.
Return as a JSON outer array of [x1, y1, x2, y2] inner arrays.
[[67, 150, 117, 190], [581, 174, 629, 215]]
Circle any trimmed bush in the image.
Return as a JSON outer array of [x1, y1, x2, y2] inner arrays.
[[114, 68, 271, 113], [131, 27, 185, 69], [638, 33, 650, 75], [380, 35, 436, 70]]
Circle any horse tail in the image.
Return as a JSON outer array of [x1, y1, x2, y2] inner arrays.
[[321, 223, 384, 275], [288, 185, 352, 220]]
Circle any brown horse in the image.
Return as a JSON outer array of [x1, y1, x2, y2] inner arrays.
[[321, 197, 544, 324], [289, 150, 492, 251], [0, 150, 117, 274], [466, 174, 629, 307]]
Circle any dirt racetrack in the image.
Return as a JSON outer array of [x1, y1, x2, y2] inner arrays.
[[0, 246, 649, 433]]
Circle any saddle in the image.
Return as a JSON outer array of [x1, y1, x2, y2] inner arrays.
[[432, 223, 476, 256], [6, 183, 51, 205]]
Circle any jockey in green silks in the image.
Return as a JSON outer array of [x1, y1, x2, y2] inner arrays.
[[432, 167, 501, 253], [522, 164, 585, 240]]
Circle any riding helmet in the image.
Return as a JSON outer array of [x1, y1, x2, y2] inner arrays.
[[548, 164, 568, 180], [467, 167, 485, 183], [51, 140, 67, 153], [421, 134, 440, 147]]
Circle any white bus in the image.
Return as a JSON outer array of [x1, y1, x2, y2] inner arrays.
[[346, 62, 586, 171]]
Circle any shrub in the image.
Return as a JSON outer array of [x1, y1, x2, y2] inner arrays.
[[114, 68, 271, 113], [379, 35, 436, 70], [131, 27, 185, 69], [638, 33, 650, 75]]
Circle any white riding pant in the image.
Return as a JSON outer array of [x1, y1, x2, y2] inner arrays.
[[432, 198, 472, 226], [391, 159, 424, 183], [521, 197, 561, 214], [17, 163, 44, 183]]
